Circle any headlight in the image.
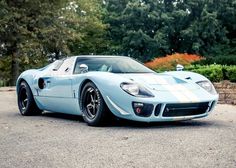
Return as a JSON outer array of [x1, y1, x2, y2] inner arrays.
[[120, 82, 154, 98], [197, 81, 217, 95]]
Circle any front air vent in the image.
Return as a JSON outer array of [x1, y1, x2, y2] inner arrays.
[[154, 104, 162, 116], [163, 102, 209, 117], [208, 101, 216, 112], [132, 102, 154, 117]]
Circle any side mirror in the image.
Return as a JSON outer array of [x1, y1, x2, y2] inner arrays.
[[79, 64, 88, 73], [176, 64, 184, 71]]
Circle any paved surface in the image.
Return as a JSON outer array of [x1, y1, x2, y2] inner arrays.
[[0, 89, 235, 168]]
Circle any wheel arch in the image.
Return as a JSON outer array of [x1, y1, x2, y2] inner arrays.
[[79, 79, 93, 98], [78, 78, 111, 112], [16, 69, 39, 95], [16, 78, 29, 93], [78, 78, 114, 125]]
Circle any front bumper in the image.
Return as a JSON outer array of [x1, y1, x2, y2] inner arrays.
[[105, 96, 218, 122]]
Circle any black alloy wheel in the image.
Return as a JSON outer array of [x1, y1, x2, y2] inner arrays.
[[19, 87, 28, 111], [80, 82, 108, 126], [17, 81, 42, 116]]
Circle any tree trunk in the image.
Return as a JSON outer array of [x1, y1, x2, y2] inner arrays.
[[55, 50, 60, 60], [10, 52, 19, 86]]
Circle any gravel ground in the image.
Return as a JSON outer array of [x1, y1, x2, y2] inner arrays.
[[0, 89, 235, 168]]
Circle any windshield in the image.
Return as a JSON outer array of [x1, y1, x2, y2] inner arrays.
[[74, 57, 153, 74]]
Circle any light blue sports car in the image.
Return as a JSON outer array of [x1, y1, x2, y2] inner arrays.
[[16, 55, 218, 126]]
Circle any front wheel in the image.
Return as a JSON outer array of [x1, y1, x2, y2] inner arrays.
[[80, 82, 108, 126]]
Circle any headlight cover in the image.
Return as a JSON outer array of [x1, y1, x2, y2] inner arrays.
[[196, 80, 217, 95], [120, 82, 154, 98]]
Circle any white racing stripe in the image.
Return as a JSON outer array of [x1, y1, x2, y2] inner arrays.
[[163, 85, 189, 102], [175, 84, 200, 102], [154, 77, 188, 102], [155, 77, 199, 103], [154, 76, 169, 85]]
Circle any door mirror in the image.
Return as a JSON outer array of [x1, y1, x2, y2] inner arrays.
[[79, 64, 88, 73], [176, 64, 184, 71]]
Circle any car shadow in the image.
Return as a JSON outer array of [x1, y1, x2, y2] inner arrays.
[[42, 112, 84, 122], [110, 118, 217, 128], [40, 112, 217, 129]]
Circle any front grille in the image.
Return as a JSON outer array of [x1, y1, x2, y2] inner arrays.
[[163, 102, 209, 117]]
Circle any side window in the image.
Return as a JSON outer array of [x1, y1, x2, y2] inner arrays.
[[74, 63, 80, 74], [56, 58, 74, 75], [73, 57, 113, 74], [52, 60, 64, 71], [74, 58, 88, 74]]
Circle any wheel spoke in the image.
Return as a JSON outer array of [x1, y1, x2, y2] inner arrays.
[[23, 98, 28, 103], [83, 86, 100, 119], [90, 95, 94, 103], [92, 104, 96, 114], [86, 103, 93, 109], [20, 88, 28, 111], [95, 104, 99, 111]]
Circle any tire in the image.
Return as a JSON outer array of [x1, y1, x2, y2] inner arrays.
[[80, 82, 108, 126], [17, 81, 42, 116]]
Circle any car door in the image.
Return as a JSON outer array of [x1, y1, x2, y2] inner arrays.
[[37, 57, 78, 114]]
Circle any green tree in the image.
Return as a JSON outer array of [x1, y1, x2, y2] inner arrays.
[[0, 0, 71, 85], [0, 0, 107, 85], [69, 0, 109, 55], [104, 0, 163, 61], [104, 0, 236, 61]]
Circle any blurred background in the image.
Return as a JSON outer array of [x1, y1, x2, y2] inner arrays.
[[0, 0, 236, 86]]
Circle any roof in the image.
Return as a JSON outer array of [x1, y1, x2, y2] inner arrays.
[[73, 55, 130, 59]]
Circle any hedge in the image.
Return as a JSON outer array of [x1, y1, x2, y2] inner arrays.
[[153, 64, 236, 83], [193, 56, 236, 65], [185, 65, 236, 82], [224, 66, 236, 82]]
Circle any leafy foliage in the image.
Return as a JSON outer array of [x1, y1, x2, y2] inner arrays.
[[224, 66, 236, 82], [68, 0, 109, 55], [185, 64, 236, 82], [0, 0, 107, 85], [104, 0, 236, 61], [0, 0, 236, 85], [193, 55, 236, 66], [186, 64, 224, 82], [145, 53, 202, 71]]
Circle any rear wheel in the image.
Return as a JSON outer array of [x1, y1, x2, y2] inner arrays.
[[80, 82, 108, 126], [17, 81, 42, 116]]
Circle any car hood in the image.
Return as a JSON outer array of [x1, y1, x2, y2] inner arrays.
[[118, 73, 200, 91]]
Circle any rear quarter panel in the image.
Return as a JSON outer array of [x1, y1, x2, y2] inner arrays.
[[16, 69, 39, 96]]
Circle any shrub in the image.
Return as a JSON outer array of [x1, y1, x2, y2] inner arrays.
[[224, 66, 236, 82], [193, 55, 236, 65], [145, 53, 203, 71], [185, 65, 224, 82], [185, 64, 236, 82]]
